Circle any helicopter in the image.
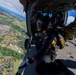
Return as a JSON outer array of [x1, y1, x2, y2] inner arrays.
[[16, 0, 76, 75]]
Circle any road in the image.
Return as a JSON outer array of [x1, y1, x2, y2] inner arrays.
[[23, 40, 76, 75]]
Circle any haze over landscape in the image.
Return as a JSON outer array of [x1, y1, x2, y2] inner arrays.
[[0, 0, 24, 15], [0, 0, 26, 20]]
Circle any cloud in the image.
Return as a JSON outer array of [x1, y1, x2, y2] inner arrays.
[[0, 1, 17, 11], [67, 16, 75, 25], [0, 0, 24, 15]]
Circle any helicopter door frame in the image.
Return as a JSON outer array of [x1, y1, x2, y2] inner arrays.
[[26, 1, 38, 44], [64, 12, 68, 25]]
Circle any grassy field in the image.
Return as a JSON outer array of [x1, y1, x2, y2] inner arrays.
[[0, 8, 27, 75], [0, 8, 27, 52], [14, 59, 22, 75], [0, 55, 4, 59]]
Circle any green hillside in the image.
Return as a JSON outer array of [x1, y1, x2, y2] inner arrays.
[[0, 8, 27, 75], [0, 8, 27, 53]]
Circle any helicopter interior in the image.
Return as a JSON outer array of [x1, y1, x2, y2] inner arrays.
[[22, 0, 76, 50], [25, 0, 76, 37]]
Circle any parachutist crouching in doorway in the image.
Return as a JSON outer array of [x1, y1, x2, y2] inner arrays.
[[16, 12, 65, 75]]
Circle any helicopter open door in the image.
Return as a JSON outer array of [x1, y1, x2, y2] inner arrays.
[[20, 0, 76, 50], [26, 1, 69, 40]]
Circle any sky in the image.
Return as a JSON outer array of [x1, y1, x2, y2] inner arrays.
[[0, 0, 24, 15], [67, 10, 75, 25]]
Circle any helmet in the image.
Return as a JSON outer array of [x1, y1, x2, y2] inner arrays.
[[36, 13, 50, 31]]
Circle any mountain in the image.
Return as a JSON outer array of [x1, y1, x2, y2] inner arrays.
[[0, 5, 26, 21]]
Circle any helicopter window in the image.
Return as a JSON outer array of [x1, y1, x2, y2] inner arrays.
[[66, 10, 75, 26]]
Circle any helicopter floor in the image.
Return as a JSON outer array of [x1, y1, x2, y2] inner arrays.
[[23, 41, 76, 75]]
